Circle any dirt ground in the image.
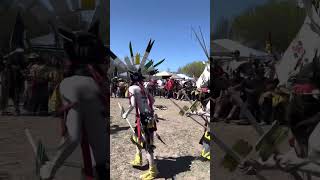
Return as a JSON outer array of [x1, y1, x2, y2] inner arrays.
[[0, 115, 85, 180], [0, 97, 209, 180], [2, 97, 315, 180], [110, 97, 210, 180], [212, 121, 320, 180]]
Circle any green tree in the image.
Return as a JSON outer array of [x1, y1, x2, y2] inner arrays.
[[230, 0, 305, 52], [177, 61, 206, 78], [213, 16, 232, 40]]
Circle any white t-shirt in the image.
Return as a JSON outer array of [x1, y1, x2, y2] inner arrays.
[[157, 80, 163, 87], [129, 85, 154, 114]]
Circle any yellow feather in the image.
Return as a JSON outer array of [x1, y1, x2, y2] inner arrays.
[[135, 53, 140, 65]]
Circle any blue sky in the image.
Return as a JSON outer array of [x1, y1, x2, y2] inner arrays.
[[111, 0, 210, 72]]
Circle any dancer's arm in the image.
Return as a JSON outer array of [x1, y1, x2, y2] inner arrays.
[[275, 149, 320, 177], [122, 105, 134, 119], [242, 148, 320, 177], [277, 130, 320, 177], [122, 94, 135, 119], [240, 150, 294, 173], [290, 160, 320, 177]]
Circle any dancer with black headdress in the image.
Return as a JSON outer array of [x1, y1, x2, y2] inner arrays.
[[39, 21, 108, 180]]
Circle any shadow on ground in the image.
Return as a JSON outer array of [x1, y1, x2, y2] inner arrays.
[[133, 164, 149, 171], [156, 117, 168, 121], [156, 156, 196, 179], [110, 124, 130, 134]]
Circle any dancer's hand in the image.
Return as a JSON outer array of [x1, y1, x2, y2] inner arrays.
[[258, 92, 270, 105], [276, 152, 305, 172], [40, 161, 54, 180], [239, 155, 279, 175], [239, 159, 263, 175], [122, 112, 128, 119]]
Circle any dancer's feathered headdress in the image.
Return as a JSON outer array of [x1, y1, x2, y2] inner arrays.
[[110, 39, 165, 81], [57, 21, 107, 64]]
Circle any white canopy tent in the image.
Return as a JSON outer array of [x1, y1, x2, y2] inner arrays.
[[176, 73, 194, 80], [170, 74, 183, 79], [213, 39, 269, 73], [214, 39, 269, 57], [154, 71, 172, 77]]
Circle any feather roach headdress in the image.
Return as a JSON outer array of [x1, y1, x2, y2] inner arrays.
[[109, 39, 165, 81], [58, 21, 107, 64]]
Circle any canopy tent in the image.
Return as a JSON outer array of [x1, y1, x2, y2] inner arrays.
[[154, 71, 172, 77], [30, 33, 56, 46], [212, 42, 230, 53], [213, 39, 269, 57], [176, 73, 194, 80], [170, 74, 183, 79], [213, 39, 269, 73]]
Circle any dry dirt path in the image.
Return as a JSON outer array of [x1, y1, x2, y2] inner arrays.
[[1, 97, 315, 180], [0, 97, 210, 180], [212, 122, 320, 180], [110, 97, 210, 180], [0, 115, 84, 180]]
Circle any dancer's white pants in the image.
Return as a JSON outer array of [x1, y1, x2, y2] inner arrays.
[[44, 75, 107, 177]]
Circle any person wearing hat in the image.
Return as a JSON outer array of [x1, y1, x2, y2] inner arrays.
[[122, 69, 158, 180], [116, 39, 164, 180]]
